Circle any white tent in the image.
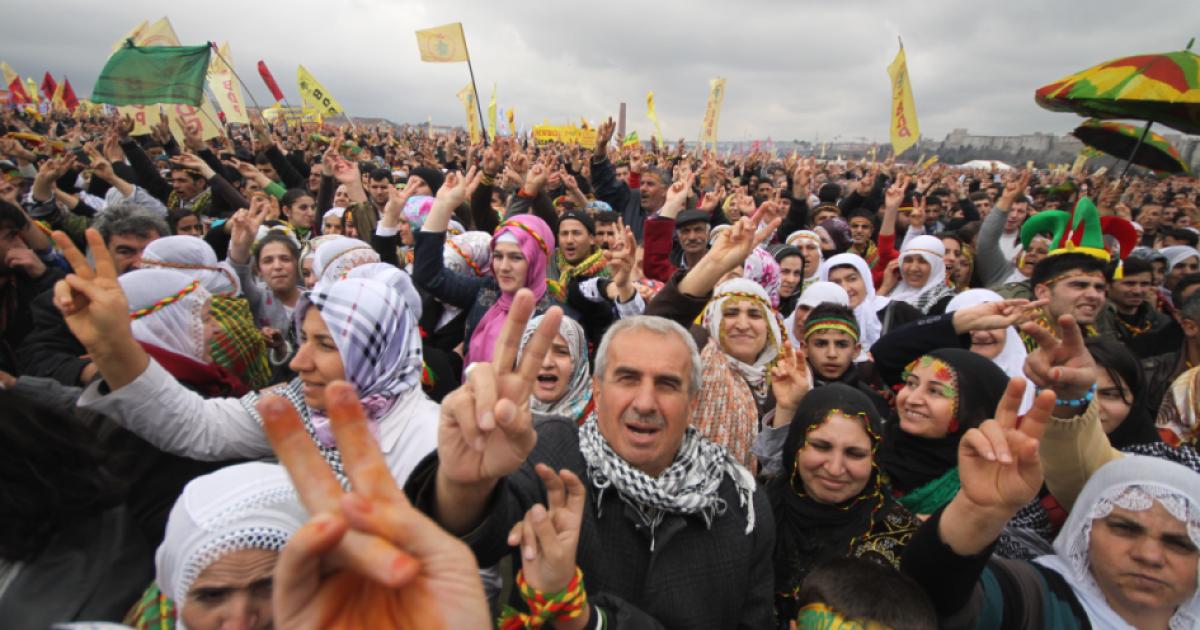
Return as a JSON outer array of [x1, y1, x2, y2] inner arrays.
[[958, 159, 1014, 170]]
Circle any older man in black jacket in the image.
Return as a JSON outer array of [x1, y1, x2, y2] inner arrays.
[[406, 297, 774, 629]]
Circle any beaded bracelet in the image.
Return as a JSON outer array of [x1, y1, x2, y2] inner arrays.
[[498, 567, 588, 629], [1053, 384, 1096, 408]]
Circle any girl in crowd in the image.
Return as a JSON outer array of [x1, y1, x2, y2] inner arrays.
[[785, 230, 823, 295], [412, 169, 568, 365], [760, 384, 919, 626], [782, 280, 849, 347], [798, 303, 890, 415], [227, 205, 303, 334], [820, 253, 921, 360], [881, 234, 956, 315], [280, 189, 317, 242], [518, 313, 594, 424]]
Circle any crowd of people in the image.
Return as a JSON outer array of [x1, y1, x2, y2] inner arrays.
[[1, 103, 1199, 629]]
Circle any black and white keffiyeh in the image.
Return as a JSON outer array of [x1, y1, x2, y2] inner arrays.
[[577, 415, 757, 551]]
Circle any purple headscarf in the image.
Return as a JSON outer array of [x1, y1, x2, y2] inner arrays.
[[466, 214, 554, 365], [742, 246, 782, 308]]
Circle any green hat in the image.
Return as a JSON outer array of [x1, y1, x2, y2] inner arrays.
[[1020, 197, 1132, 262]]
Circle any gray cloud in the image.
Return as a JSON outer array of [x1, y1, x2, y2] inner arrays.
[[4, 0, 1196, 142]]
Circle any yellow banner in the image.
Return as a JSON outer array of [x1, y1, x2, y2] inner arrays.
[[457, 84, 481, 143], [416, 23, 469, 62], [111, 20, 149, 53], [887, 45, 920, 157], [262, 105, 322, 125], [135, 17, 181, 46], [700, 77, 725, 149], [647, 91, 663, 145], [51, 81, 65, 110], [166, 100, 224, 142], [25, 78, 38, 104], [920, 155, 939, 170], [531, 125, 597, 148], [207, 42, 249, 124], [487, 84, 497, 141], [297, 64, 344, 116]]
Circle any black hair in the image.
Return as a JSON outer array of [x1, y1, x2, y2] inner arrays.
[[592, 212, 619, 226], [0, 199, 30, 232], [281, 188, 315, 209], [804, 302, 859, 335], [167, 207, 201, 234], [369, 167, 393, 183], [1030, 252, 1108, 289], [795, 557, 936, 630], [1114, 256, 1152, 279], [1172, 273, 1200, 309], [168, 164, 205, 182], [251, 230, 301, 262], [1166, 227, 1200, 247], [92, 201, 170, 243], [1085, 337, 1159, 448], [254, 151, 273, 166]]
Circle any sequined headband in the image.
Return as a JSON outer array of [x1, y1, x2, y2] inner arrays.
[[803, 316, 860, 341], [496, 220, 550, 257], [129, 280, 201, 319]]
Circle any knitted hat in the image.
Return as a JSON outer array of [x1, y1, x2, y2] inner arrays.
[[558, 210, 595, 235], [1020, 197, 1136, 263]]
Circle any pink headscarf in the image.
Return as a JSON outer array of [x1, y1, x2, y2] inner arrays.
[[466, 214, 554, 365]]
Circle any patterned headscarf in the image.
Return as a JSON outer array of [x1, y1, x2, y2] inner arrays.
[[1157, 365, 1200, 448], [889, 235, 955, 314], [519, 314, 592, 423], [121, 269, 213, 363], [344, 263, 423, 321], [156, 462, 307, 624], [141, 235, 240, 297], [297, 277, 423, 447], [444, 231, 493, 277], [742, 246, 782, 309], [466, 214, 554, 365], [312, 236, 381, 285], [403, 195, 435, 229]]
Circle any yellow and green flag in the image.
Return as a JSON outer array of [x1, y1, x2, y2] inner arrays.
[[887, 43, 920, 157], [297, 64, 344, 116], [415, 23, 469, 62], [700, 77, 725, 149], [647, 91, 663, 145], [92, 43, 212, 106], [487, 84, 497, 141]]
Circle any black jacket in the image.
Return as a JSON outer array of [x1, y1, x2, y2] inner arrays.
[[17, 286, 89, 385]]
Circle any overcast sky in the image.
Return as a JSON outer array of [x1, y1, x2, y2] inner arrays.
[[4, 0, 1197, 142]]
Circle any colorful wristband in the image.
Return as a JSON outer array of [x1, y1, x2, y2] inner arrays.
[[1053, 384, 1096, 408], [498, 567, 588, 629]]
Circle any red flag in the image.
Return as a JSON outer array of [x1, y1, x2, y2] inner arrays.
[[7, 78, 28, 105], [61, 77, 79, 111], [40, 72, 57, 101], [257, 60, 284, 102]]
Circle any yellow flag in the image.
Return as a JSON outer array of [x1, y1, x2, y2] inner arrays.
[[297, 65, 344, 116], [207, 42, 249, 124], [700, 78, 726, 149], [25, 78, 38, 104], [415, 23, 469, 62], [920, 155, 939, 170], [1071, 152, 1089, 175], [111, 20, 148, 53], [887, 44, 920, 157], [51, 81, 65, 110], [134, 17, 181, 46], [646, 91, 664, 146], [165, 100, 224, 142], [457, 84, 481, 143], [487, 84, 497, 141]]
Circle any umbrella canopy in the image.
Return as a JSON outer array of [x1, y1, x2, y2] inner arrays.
[[959, 159, 1014, 170], [1072, 119, 1191, 174], [1035, 42, 1200, 135]]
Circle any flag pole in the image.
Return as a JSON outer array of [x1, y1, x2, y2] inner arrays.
[[459, 25, 489, 147], [207, 43, 293, 133]]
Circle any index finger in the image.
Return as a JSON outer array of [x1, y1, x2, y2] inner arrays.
[[258, 394, 344, 513], [326, 381, 405, 503], [1018, 389, 1056, 443], [994, 377, 1027, 430], [51, 230, 93, 280], [491, 288, 537, 375], [85, 229, 118, 280], [515, 306, 564, 384], [1055, 314, 1086, 355]]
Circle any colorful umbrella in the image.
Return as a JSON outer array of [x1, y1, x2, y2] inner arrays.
[[1072, 119, 1191, 174], [1035, 40, 1200, 135]]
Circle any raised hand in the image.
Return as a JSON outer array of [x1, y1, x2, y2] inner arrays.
[[525, 162, 549, 195], [228, 203, 270, 264], [884, 175, 909, 211], [660, 171, 695, 219], [997, 169, 1032, 210], [49, 229, 132, 353], [603, 219, 637, 301], [593, 118, 615, 159], [330, 158, 361, 186], [704, 207, 780, 275], [170, 152, 214, 179], [1021, 314, 1098, 406], [951, 298, 1047, 333], [506, 464, 587, 593], [262, 384, 490, 630], [956, 378, 1054, 515], [770, 343, 811, 426], [438, 291, 563, 488]]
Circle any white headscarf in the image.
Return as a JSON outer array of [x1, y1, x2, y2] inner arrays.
[[345, 263, 423, 320], [156, 462, 307, 627], [120, 268, 212, 363], [820, 253, 889, 359], [946, 289, 1033, 414], [1162, 245, 1200, 274], [519, 314, 592, 422], [786, 229, 824, 285], [311, 236, 380, 285], [783, 281, 850, 349], [141, 235, 240, 297], [703, 278, 784, 393], [889, 234, 951, 311], [1034, 456, 1200, 630]]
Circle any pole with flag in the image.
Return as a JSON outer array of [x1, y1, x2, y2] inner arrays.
[[887, 37, 920, 157], [647, 91, 664, 146], [415, 22, 488, 145]]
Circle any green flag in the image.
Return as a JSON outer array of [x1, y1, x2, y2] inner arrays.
[[92, 42, 211, 106]]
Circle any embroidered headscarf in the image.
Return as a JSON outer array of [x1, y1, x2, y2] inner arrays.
[[466, 214, 554, 365], [297, 277, 423, 447], [141, 235, 240, 297], [518, 314, 592, 423], [694, 278, 785, 466], [742, 246, 782, 309], [946, 289, 1033, 414], [1034, 456, 1200, 630], [311, 236, 381, 285], [121, 269, 212, 363], [1157, 365, 1200, 448], [889, 235, 955, 313], [443, 231, 493, 278], [820, 253, 890, 359], [157, 462, 307, 628]]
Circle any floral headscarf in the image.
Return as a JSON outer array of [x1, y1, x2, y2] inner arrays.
[[742, 246, 782, 309]]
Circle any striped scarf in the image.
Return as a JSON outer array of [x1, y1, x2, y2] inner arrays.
[[209, 296, 271, 390], [550, 248, 609, 301], [577, 415, 757, 551], [167, 188, 212, 214]]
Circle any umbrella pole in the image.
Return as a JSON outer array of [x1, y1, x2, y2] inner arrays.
[[1121, 121, 1153, 177]]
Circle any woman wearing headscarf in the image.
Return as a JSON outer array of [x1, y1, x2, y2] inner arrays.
[[946, 289, 1036, 414], [411, 170, 569, 365], [309, 236, 381, 286], [782, 280, 849, 348], [761, 384, 919, 627], [141, 236, 272, 390], [1161, 244, 1200, 291], [770, 244, 804, 317], [785, 230, 823, 294], [880, 234, 956, 315], [815, 217, 853, 258], [741, 246, 783, 309], [819, 252, 921, 360], [62, 229, 438, 488], [517, 313, 593, 424], [422, 230, 492, 356], [128, 462, 308, 630]]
